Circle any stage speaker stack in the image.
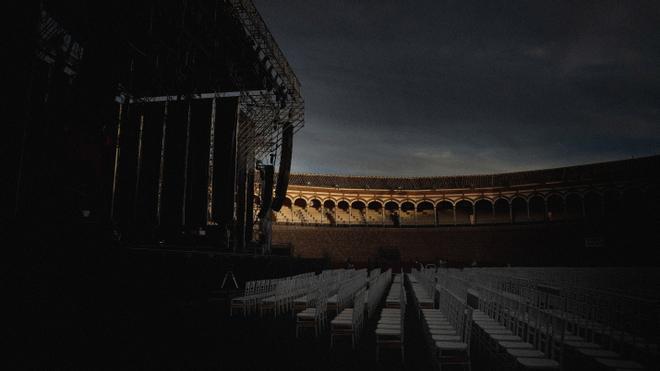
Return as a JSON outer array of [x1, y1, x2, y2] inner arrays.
[[258, 165, 274, 219], [271, 124, 293, 212]]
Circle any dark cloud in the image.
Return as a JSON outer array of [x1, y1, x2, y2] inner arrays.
[[254, 0, 660, 175]]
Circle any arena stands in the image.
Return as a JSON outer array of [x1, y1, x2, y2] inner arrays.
[[267, 156, 660, 268], [270, 156, 659, 228]]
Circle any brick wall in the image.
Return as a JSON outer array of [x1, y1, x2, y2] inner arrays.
[[273, 223, 593, 266]]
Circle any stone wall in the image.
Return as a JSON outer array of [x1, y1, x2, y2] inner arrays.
[[272, 223, 590, 267]]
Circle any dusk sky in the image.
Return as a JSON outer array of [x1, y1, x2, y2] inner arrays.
[[254, 0, 660, 176]]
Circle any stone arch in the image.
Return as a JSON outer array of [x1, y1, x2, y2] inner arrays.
[[323, 199, 336, 209], [511, 196, 527, 223], [565, 193, 583, 219], [368, 200, 383, 209], [278, 197, 294, 223], [322, 199, 336, 225], [385, 201, 400, 226], [493, 198, 510, 223], [293, 198, 308, 223], [416, 200, 434, 210], [401, 201, 415, 210], [416, 201, 435, 225], [293, 198, 307, 208], [455, 199, 474, 225], [546, 194, 564, 221], [400, 201, 416, 225], [529, 194, 546, 221], [367, 201, 383, 225], [385, 201, 400, 211], [474, 199, 494, 224], [335, 200, 350, 225], [366, 199, 384, 207], [351, 200, 366, 209], [350, 200, 367, 225], [306, 198, 322, 223], [436, 200, 454, 225]]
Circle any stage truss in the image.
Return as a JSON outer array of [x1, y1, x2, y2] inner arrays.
[[229, 0, 304, 164]]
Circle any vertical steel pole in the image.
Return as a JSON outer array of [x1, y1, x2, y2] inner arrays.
[[156, 100, 169, 226], [181, 98, 192, 226], [207, 97, 216, 224], [110, 101, 124, 222], [133, 113, 145, 219]]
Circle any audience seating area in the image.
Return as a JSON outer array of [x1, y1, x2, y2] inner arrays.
[[232, 267, 395, 351], [330, 287, 366, 348], [410, 269, 473, 369], [274, 205, 445, 226], [230, 266, 658, 370], [407, 266, 658, 370], [376, 274, 406, 361], [231, 272, 316, 316]]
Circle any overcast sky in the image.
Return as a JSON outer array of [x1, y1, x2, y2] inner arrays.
[[253, 0, 660, 176]]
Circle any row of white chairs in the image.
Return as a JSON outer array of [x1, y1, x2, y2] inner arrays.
[[231, 269, 353, 318], [409, 270, 436, 318], [260, 273, 321, 317], [376, 274, 405, 361], [472, 267, 660, 302], [411, 269, 472, 370], [367, 269, 392, 319], [328, 269, 393, 348], [293, 269, 357, 312], [469, 268, 655, 368], [230, 273, 315, 316], [437, 267, 651, 370], [331, 287, 367, 348], [296, 287, 329, 338], [472, 284, 562, 369], [328, 269, 368, 315], [295, 269, 368, 339]]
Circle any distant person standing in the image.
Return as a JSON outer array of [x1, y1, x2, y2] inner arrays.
[[391, 211, 400, 227]]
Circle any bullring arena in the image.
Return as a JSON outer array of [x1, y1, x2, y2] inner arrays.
[[11, 1, 660, 370], [269, 156, 660, 267]]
